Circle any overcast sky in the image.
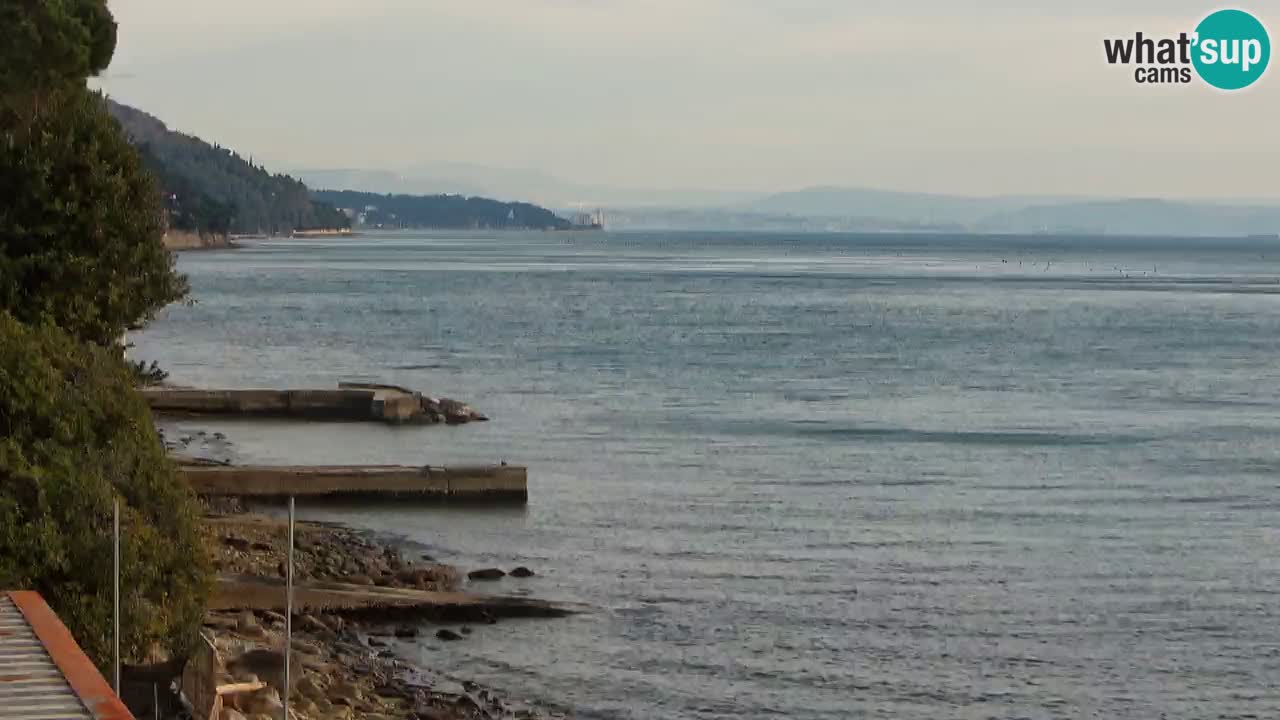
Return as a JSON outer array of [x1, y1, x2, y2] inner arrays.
[[94, 1, 1278, 200]]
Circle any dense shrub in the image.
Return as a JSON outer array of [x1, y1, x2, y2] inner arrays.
[[0, 87, 188, 346], [0, 313, 211, 669]]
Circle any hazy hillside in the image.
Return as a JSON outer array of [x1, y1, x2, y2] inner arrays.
[[748, 187, 1078, 226], [976, 199, 1280, 237], [596, 207, 964, 233], [312, 190, 571, 230], [748, 186, 1280, 237], [107, 100, 348, 235], [297, 164, 762, 209]]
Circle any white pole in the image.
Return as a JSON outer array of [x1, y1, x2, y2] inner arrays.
[[113, 499, 121, 695], [284, 496, 294, 720]]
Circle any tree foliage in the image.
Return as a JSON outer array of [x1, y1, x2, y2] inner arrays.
[[0, 0, 209, 673], [136, 141, 236, 235], [0, 0, 117, 96], [313, 189, 571, 230], [0, 87, 188, 345], [107, 100, 351, 234], [0, 313, 211, 669]]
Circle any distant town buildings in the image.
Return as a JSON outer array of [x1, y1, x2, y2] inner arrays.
[[570, 208, 605, 229]]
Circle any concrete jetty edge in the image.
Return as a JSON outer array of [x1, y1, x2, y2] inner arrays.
[[181, 464, 528, 503]]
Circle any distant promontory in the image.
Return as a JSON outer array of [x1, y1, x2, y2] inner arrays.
[[104, 100, 574, 247], [312, 190, 571, 231]]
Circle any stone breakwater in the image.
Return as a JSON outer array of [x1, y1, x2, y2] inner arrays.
[[183, 464, 528, 503], [141, 383, 487, 425]]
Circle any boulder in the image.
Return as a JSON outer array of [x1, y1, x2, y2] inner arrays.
[[509, 566, 536, 578], [243, 688, 283, 718], [236, 610, 261, 636], [226, 649, 298, 695], [329, 681, 363, 706], [467, 568, 505, 581], [394, 625, 418, 639], [435, 629, 463, 642], [300, 614, 331, 634], [296, 676, 326, 703], [375, 684, 412, 700], [291, 637, 322, 656], [438, 398, 488, 424]]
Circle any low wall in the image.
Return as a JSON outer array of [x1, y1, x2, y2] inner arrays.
[[140, 386, 479, 425], [182, 464, 528, 502], [142, 388, 377, 420]]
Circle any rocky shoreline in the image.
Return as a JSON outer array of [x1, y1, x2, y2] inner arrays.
[[200, 509, 567, 720], [164, 229, 237, 251]]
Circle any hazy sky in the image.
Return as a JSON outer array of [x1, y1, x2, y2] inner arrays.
[[94, 1, 1278, 200]]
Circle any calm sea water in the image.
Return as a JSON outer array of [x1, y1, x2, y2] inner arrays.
[[133, 231, 1280, 719]]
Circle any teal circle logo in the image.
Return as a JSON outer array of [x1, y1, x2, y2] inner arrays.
[[1192, 9, 1270, 90]]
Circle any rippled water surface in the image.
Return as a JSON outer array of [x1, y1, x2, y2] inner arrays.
[[134, 231, 1280, 719]]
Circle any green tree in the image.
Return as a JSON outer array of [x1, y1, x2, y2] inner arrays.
[[0, 87, 188, 346], [0, 0, 117, 96], [2, 0, 184, 346], [0, 313, 211, 669], [0, 0, 208, 673]]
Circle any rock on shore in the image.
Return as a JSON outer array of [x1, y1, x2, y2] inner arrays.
[[163, 228, 234, 250], [206, 514, 458, 590], [421, 397, 488, 425], [203, 513, 565, 719]]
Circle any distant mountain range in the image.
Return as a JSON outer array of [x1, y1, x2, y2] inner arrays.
[[744, 187, 1280, 237], [299, 165, 1280, 237]]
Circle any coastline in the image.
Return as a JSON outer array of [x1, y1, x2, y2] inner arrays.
[[155, 417, 567, 719], [157, 412, 565, 719], [201, 505, 567, 720], [163, 229, 238, 251]]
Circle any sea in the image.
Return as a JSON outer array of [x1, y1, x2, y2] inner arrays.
[[132, 231, 1280, 719]]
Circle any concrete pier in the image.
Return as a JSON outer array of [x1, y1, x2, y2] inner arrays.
[[140, 383, 487, 425], [181, 464, 527, 502]]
